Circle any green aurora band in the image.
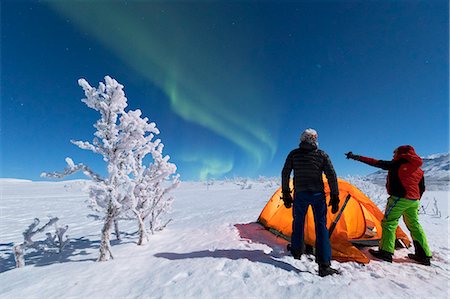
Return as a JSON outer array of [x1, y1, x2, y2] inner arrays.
[[180, 153, 234, 181], [49, 2, 278, 179]]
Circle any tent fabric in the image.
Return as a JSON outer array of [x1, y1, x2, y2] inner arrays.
[[258, 176, 411, 264]]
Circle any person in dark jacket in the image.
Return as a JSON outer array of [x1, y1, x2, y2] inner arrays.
[[282, 128, 340, 277], [346, 145, 432, 265]]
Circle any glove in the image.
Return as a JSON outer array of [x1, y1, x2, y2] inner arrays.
[[281, 192, 293, 209], [329, 194, 340, 214], [345, 151, 360, 160]]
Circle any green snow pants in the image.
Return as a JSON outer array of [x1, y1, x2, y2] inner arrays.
[[380, 196, 432, 256]]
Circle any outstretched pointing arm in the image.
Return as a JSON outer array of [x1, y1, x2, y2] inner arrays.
[[346, 152, 395, 170]]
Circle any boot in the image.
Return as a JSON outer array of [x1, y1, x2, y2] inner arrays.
[[318, 264, 339, 277], [287, 243, 303, 260], [368, 249, 393, 263], [413, 241, 431, 258], [305, 244, 315, 255], [407, 254, 431, 266], [409, 241, 431, 266], [291, 249, 302, 260]]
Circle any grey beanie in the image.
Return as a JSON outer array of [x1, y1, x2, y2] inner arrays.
[[300, 128, 318, 146]]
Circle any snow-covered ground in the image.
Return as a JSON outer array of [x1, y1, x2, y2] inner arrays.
[[0, 178, 449, 298]]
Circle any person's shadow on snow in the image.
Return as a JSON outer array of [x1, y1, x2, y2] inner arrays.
[[155, 249, 309, 274], [154, 222, 311, 274]]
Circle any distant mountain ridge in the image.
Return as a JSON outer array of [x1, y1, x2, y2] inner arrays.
[[365, 152, 449, 190]]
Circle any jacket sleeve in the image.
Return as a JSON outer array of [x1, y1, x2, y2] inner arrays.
[[419, 176, 425, 198], [281, 152, 293, 193], [322, 152, 339, 195], [357, 156, 396, 170]]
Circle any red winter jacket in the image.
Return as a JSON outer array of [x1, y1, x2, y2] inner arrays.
[[357, 145, 425, 200]]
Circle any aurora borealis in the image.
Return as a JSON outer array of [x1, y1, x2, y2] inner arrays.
[[48, 1, 279, 180], [1, 1, 448, 181]]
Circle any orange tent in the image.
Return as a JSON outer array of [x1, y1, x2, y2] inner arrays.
[[258, 176, 411, 264]]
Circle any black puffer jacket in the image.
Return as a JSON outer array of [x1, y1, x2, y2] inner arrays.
[[282, 142, 339, 195]]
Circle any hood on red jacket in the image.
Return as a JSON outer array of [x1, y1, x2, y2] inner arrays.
[[394, 145, 423, 168]]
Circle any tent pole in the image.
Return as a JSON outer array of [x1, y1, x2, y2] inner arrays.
[[329, 194, 352, 237]]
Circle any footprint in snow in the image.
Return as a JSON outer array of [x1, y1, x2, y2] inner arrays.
[[164, 272, 192, 286], [369, 272, 384, 279], [390, 279, 410, 289]]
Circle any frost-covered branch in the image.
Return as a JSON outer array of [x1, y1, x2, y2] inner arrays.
[[70, 140, 101, 154], [41, 157, 105, 183], [23, 217, 59, 245]]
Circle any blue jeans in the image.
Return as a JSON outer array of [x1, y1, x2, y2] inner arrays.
[[291, 191, 332, 265]]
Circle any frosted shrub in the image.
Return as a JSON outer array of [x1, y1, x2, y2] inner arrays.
[[42, 76, 178, 261], [13, 217, 59, 268], [234, 177, 252, 190], [45, 223, 70, 254], [257, 176, 279, 189], [419, 197, 442, 218], [205, 179, 215, 190]]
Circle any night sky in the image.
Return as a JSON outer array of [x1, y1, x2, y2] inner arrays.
[[1, 1, 448, 181]]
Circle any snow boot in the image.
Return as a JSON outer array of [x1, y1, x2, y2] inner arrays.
[[407, 254, 431, 266], [408, 241, 431, 265], [368, 249, 393, 263], [305, 244, 315, 255], [287, 243, 303, 260], [318, 264, 339, 277]]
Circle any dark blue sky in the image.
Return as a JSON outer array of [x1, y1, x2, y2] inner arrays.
[[1, 1, 448, 181]]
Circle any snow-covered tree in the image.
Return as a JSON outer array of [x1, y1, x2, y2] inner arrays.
[[42, 76, 179, 261]]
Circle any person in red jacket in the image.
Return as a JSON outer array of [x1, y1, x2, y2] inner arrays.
[[346, 145, 432, 265]]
